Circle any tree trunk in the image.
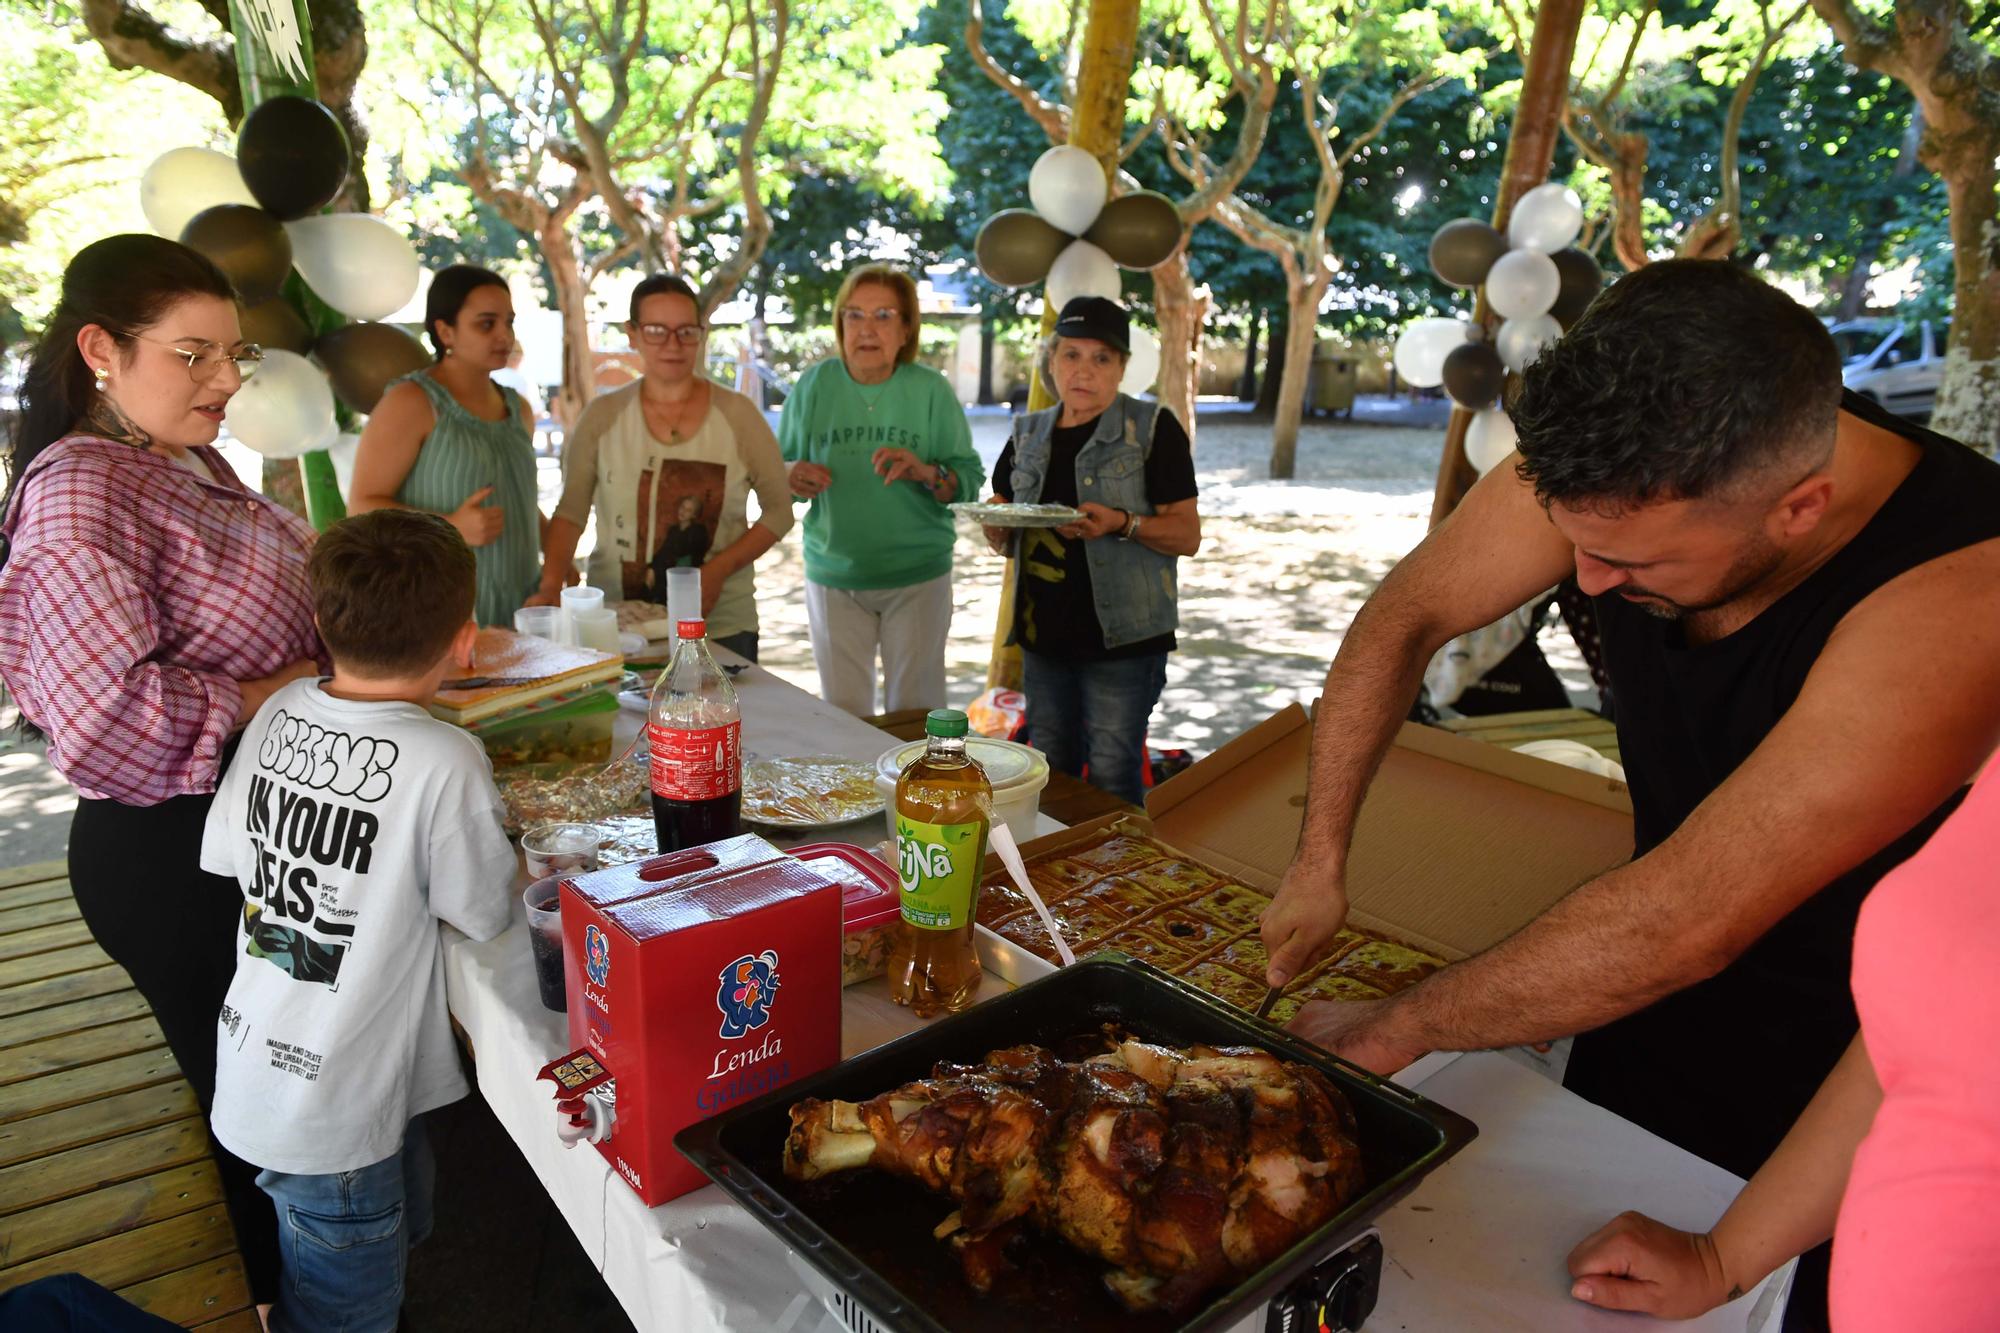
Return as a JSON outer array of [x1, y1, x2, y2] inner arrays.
[[543, 228, 596, 432], [977, 315, 997, 406], [1151, 248, 1202, 450], [1926, 153, 2000, 452], [1267, 278, 1322, 479], [1255, 307, 1286, 415], [1239, 307, 1262, 401]]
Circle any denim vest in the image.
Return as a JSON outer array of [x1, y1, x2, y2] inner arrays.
[[1007, 394, 1179, 650]]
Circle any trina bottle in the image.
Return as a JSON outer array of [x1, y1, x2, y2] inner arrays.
[[887, 709, 990, 1016]]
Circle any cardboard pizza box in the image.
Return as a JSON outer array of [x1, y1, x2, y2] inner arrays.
[[980, 702, 1633, 972]]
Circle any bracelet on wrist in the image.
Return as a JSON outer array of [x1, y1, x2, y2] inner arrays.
[[1122, 511, 1142, 541]]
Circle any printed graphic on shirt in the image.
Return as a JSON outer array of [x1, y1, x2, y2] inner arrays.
[[626, 459, 725, 600], [1018, 528, 1068, 647], [239, 714, 399, 988]]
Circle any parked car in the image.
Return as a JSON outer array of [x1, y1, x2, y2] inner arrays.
[[1833, 317, 1948, 421]]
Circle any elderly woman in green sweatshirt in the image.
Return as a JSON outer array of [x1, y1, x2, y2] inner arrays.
[[780, 263, 984, 715]]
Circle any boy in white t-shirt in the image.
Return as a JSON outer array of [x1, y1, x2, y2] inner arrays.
[[200, 509, 516, 1333]]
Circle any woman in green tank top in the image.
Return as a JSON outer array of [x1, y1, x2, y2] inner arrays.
[[348, 265, 546, 626]]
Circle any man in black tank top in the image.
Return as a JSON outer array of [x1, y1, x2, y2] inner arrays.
[[1256, 261, 2000, 1325]]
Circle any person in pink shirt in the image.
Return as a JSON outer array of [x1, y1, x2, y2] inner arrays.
[[0, 234, 323, 1310], [1565, 753, 2000, 1327]]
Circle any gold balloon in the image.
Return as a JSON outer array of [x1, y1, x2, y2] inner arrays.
[[239, 298, 313, 356], [1083, 192, 1183, 270], [975, 209, 1072, 287], [315, 322, 431, 414]]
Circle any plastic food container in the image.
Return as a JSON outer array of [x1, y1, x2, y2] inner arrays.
[[469, 685, 619, 768], [788, 842, 900, 986], [873, 736, 1049, 851]]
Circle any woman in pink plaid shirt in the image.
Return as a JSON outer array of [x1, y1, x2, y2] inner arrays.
[[0, 235, 324, 1305]]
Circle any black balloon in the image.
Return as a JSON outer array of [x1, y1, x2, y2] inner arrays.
[[1442, 341, 1506, 409], [238, 297, 312, 355], [1549, 247, 1605, 328], [975, 209, 1072, 287], [316, 322, 430, 414], [237, 96, 351, 221], [1429, 219, 1509, 289], [180, 204, 293, 305], [1084, 191, 1183, 269]]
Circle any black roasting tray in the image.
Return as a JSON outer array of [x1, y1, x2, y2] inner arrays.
[[675, 954, 1477, 1333]]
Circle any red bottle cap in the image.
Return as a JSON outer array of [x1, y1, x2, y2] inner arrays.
[[677, 619, 706, 640]]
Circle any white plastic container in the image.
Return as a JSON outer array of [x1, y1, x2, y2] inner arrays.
[[874, 736, 1050, 849], [559, 585, 605, 646]]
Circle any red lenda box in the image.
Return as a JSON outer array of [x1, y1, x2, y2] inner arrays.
[[559, 834, 844, 1205]]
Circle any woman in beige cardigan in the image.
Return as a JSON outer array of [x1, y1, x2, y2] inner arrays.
[[533, 274, 793, 660]]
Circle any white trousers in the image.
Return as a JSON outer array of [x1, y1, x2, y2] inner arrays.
[[804, 574, 953, 717]]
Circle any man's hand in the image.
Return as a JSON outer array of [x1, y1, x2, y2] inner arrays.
[[1567, 1212, 1735, 1318], [1057, 501, 1126, 542], [789, 460, 832, 499], [1260, 860, 1351, 987], [1286, 998, 1426, 1074], [872, 447, 934, 486]]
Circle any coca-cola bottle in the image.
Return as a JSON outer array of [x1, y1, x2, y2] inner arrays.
[[647, 618, 743, 853]]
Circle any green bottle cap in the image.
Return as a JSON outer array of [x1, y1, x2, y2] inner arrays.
[[925, 708, 969, 738]]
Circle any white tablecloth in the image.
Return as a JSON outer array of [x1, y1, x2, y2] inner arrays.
[[446, 660, 1791, 1331]]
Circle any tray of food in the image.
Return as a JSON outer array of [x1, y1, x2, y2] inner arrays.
[[742, 756, 885, 829], [675, 953, 1476, 1333], [975, 820, 1447, 1020], [950, 501, 1087, 529]]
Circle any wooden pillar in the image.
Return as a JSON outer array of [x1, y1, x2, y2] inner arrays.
[[988, 0, 1142, 690], [1428, 0, 1586, 528]]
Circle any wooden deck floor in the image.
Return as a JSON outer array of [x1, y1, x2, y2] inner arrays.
[[0, 860, 256, 1329]]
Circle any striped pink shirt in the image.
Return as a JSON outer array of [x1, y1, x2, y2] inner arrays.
[[0, 434, 322, 804]]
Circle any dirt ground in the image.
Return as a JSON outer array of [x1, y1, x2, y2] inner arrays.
[[0, 404, 1590, 862]]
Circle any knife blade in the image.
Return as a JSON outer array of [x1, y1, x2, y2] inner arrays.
[[1253, 985, 1283, 1022], [439, 674, 547, 691]]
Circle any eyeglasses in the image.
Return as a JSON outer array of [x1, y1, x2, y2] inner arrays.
[[126, 333, 264, 383], [840, 307, 902, 327], [634, 323, 704, 346]]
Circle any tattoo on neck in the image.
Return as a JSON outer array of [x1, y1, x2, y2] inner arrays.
[[81, 397, 152, 451]]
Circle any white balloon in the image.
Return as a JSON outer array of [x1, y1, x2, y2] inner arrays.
[[140, 148, 257, 239], [1392, 317, 1471, 389], [1119, 326, 1161, 395], [1465, 409, 1518, 475], [223, 349, 337, 459], [1485, 249, 1561, 320], [1029, 146, 1108, 236], [284, 213, 421, 321], [1496, 313, 1563, 373], [1507, 182, 1584, 254], [1045, 240, 1120, 313]]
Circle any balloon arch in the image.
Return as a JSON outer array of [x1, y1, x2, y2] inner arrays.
[[1394, 183, 1606, 476]]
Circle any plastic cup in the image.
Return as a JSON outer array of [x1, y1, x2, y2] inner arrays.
[[560, 585, 606, 647], [514, 606, 561, 641], [574, 607, 622, 654], [523, 875, 567, 1012], [521, 822, 600, 881]]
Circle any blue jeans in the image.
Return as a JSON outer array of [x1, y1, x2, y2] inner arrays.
[[1022, 651, 1167, 808], [256, 1119, 434, 1333]]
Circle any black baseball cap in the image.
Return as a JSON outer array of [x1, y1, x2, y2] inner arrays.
[[1054, 296, 1130, 353]]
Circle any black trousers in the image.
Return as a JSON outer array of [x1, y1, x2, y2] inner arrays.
[[68, 787, 280, 1305]]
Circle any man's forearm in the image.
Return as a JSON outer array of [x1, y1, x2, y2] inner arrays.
[[1298, 585, 1444, 863], [1383, 854, 1741, 1052]]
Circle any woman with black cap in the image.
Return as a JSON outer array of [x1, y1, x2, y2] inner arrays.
[[983, 296, 1202, 806]]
